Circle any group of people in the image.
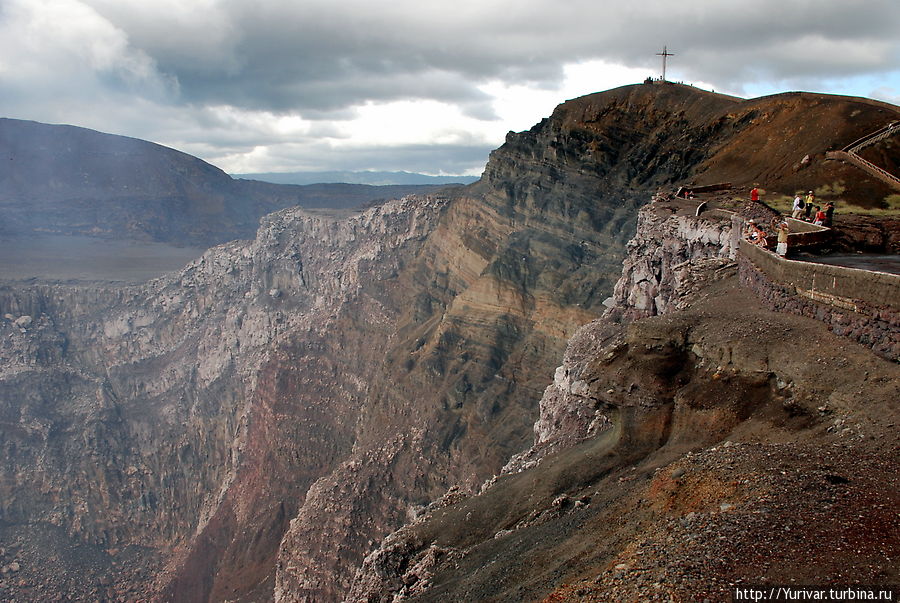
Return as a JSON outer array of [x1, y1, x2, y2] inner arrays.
[[791, 191, 835, 226], [744, 186, 837, 258]]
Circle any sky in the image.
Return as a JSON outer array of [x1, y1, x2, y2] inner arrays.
[[1, 0, 899, 177]]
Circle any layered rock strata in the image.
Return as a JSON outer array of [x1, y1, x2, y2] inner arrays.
[[0, 195, 453, 600], [604, 200, 741, 322], [348, 196, 899, 603], [500, 201, 741, 473]]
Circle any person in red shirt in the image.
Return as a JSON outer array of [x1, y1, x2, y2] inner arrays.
[[750, 187, 760, 202], [814, 206, 827, 225]]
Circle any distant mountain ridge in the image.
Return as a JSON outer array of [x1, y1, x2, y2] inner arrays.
[[0, 118, 447, 246], [233, 170, 480, 186]]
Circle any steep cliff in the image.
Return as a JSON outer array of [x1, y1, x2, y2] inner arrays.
[[0, 195, 449, 600], [349, 195, 899, 603], [0, 84, 898, 602], [604, 200, 741, 322]]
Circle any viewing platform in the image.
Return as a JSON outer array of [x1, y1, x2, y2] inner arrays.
[[661, 183, 900, 360]]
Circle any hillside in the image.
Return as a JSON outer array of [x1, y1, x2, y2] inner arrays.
[[0, 84, 897, 602], [0, 118, 443, 246], [527, 84, 899, 206]]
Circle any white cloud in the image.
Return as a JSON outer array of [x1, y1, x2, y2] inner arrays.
[[869, 86, 900, 106], [0, 0, 175, 103]]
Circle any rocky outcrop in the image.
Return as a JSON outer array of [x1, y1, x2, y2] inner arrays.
[[347, 197, 746, 600], [492, 197, 741, 476], [604, 200, 740, 322]]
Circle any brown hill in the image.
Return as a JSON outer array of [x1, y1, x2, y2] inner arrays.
[[549, 83, 899, 206]]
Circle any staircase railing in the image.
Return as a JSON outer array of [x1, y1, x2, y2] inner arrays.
[[828, 122, 900, 191], [844, 121, 899, 154]]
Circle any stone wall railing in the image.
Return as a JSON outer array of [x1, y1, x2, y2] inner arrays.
[[738, 240, 900, 360], [779, 218, 832, 248], [757, 218, 830, 251]]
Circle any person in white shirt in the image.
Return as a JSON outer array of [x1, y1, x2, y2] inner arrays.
[[791, 194, 805, 218]]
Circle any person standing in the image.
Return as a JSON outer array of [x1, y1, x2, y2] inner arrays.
[[792, 194, 805, 218], [824, 201, 835, 227], [804, 191, 815, 220], [750, 186, 760, 202], [776, 221, 790, 257]]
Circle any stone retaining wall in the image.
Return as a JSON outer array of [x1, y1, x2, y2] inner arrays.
[[785, 218, 833, 248], [738, 240, 900, 361]]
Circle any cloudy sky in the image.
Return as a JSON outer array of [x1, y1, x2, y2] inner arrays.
[[2, 0, 899, 176]]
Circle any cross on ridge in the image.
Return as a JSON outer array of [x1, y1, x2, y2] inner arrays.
[[656, 46, 674, 81]]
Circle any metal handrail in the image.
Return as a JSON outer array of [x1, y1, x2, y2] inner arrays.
[[831, 122, 900, 191], [842, 121, 898, 153]]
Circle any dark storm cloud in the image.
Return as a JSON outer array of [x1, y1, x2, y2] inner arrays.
[[79, 0, 899, 115]]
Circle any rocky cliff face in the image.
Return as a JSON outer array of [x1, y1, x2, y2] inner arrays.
[[1, 84, 898, 602], [272, 83, 781, 602], [604, 201, 741, 322], [0, 84, 661, 599], [508, 202, 742, 472], [348, 192, 899, 603], [0, 194, 448, 600], [345, 196, 745, 601]]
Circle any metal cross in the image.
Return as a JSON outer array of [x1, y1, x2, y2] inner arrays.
[[656, 46, 674, 81]]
